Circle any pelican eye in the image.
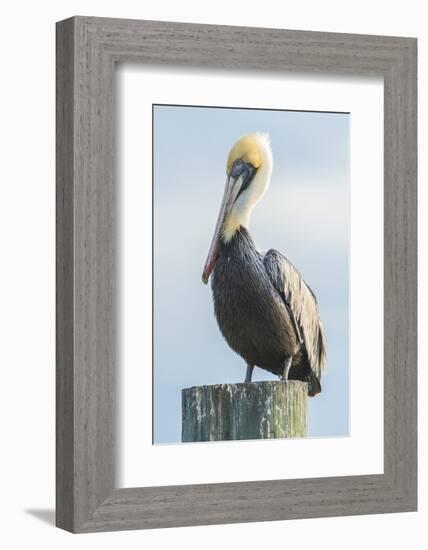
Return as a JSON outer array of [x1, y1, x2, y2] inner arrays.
[[230, 159, 256, 179], [230, 159, 257, 198], [230, 159, 246, 178]]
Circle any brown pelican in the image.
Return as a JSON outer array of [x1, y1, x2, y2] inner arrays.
[[202, 133, 326, 396]]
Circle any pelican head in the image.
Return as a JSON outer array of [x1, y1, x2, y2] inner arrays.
[[202, 133, 273, 284]]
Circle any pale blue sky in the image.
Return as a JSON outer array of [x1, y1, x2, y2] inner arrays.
[[153, 104, 349, 444]]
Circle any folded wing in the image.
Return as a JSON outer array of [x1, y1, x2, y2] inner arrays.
[[263, 249, 326, 382]]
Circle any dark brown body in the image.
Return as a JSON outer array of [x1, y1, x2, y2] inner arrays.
[[211, 228, 314, 384]]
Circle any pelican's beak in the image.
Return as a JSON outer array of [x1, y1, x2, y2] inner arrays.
[[202, 174, 245, 284]]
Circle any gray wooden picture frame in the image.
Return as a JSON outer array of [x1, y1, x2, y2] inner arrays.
[[56, 16, 417, 533]]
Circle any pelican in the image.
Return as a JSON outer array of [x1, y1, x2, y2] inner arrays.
[[202, 133, 326, 396]]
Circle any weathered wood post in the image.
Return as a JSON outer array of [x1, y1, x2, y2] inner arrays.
[[182, 380, 307, 442]]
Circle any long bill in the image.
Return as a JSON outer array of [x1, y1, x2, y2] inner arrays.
[[202, 174, 244, 284]]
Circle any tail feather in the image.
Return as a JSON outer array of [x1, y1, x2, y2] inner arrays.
[[288, 352, 322, 397], [307, 371, 321, 397]]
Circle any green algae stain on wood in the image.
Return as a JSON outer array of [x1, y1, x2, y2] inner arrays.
[[182, 381, 307, 442]]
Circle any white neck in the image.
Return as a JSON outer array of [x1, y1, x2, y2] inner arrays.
[[222, 150, 272, 243]]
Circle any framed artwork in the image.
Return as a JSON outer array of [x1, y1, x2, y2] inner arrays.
[[56, 16, 417, 532]]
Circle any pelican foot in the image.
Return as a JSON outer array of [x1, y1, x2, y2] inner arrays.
[[280, 357, 293, 381], [244, 364, 254, 383]]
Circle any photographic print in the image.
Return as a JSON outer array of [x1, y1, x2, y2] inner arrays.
[[56, 18, 416, 532], [153, 104, 349, 444]]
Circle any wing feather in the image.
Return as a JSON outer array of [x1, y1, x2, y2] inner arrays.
[[263, 249, 326, 380]]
